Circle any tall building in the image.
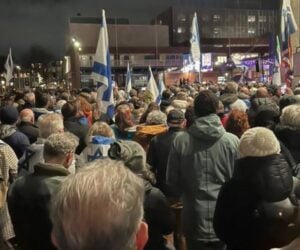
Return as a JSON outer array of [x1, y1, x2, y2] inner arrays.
[[155, 5, 279, 46]]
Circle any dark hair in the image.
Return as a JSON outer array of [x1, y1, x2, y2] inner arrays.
[[194, 90, 219, 117], [61, 101, 79, 120], [35, 91, 50, 108]]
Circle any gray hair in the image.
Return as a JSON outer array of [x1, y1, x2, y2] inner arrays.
[[44, 132, 78, 160], [38, 113, 64, 139], [146, 110, 167, 125], [51, 159, 145, 250]]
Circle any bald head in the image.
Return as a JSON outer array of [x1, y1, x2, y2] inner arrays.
[[20, 109, 35, 124], [256, 87, 269, 98]]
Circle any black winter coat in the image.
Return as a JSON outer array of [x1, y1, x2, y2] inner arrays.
[[147, 127, 184, 195], [276, 125, 300, 165], [214, 154, 300, 250], [144, 181, 175, 250], [18, 121, 39, 144]]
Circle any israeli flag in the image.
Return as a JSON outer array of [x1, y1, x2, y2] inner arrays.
[[273, 36, 282, 86], [146, 66, 159, 103], [190, 12, 201, 64], [91, 10, 114, 119], [125, 62, 132, 99], [281, 0, 298, 44], [157, 73, 166, 104], [4, 48, 13, 86]]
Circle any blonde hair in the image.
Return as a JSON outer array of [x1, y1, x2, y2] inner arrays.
[[51, 159, 144, 250]]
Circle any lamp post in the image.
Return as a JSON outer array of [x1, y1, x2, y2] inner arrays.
[[70, 38, 82, 90], [15, 65, 21, 90]]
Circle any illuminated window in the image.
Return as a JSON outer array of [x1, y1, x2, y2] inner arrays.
[[259, 16, 267, 22], [248, 15, 256, 22], [177, 27, 186, 34], [248, 28, 256, 34], [213, 14, 221, 22]]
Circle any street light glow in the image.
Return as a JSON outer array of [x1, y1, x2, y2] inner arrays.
[[74, 41, 81, 48]]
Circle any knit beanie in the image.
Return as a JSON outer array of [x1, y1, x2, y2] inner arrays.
[[108, 140, 146, 174], [239, 127, 280, 158], [280, 104, 300, 129], [0, 106, 19, 125]]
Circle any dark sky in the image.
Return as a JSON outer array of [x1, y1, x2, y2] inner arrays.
[[0, 0, 177, 60], [0, 0, 277, 61]]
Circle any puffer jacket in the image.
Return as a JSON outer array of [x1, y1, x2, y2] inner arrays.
[[214, 154, 300, 250], [276, 125, 300, 165], [167, 114, 239, 241]]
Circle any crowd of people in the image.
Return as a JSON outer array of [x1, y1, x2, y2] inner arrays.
[[0, 80, 300, 250]]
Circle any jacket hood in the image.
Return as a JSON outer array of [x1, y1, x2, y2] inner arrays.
[[171, 99, 188, 110], [188, 114, 225, 141], [220, 93, 238, 106], [0, 124, 17, 139], [234, 154, 293, 202], [136, 124, 167, 136]]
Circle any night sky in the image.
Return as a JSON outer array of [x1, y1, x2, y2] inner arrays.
[[0, 0, 278, 62]]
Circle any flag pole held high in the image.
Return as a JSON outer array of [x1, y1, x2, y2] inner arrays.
[[146, 66, 159, 103], [281, 0, 298, 87], [4, 48, 13, 86], [125, 62, 132, 99], [273, 36, 282, 86], [91, 9, 114, 119], [190, 12, 201, 83]]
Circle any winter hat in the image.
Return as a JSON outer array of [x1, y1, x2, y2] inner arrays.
[[239, 127, 280, 158], [0, 106, 19, 125], [280, 104, 300, 129], [167, 109, 185, 125], [108, 140, 146, 174]]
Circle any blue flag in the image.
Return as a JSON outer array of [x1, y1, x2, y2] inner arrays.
[[91, 10, 114, 119]]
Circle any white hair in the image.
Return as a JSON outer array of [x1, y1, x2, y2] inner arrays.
[[51, 159, 145, 250], [146, 110, 167, 125], [44, 132, 78, 161], [38, 113, 64, 139]]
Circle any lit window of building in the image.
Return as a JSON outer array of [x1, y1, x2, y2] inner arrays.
[[248, 28, 256, 35], [213, 14, 221, 22], [248, 15, 256, 22], [259, 16, 267, 22]]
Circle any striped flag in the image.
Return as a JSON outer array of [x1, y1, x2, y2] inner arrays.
[[273, 36, 282, 86], [146, 66, 159, 103], [91, 10, 114, 119], [157, 73, 166, 104], [281, 0, 298, 86], [190, 12, 201, 64], [4, 48, 13, 86], [125, 62, 132, 99]]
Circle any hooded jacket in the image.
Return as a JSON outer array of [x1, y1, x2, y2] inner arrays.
[[167, 114, 239, 241], [214, 155, 300, 250], [0, 125, 30, 158]]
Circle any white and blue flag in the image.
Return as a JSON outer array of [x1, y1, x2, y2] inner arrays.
[[190, 12, 201, 64], [91, 10, 114, 119], [281, 0, 298, 46], [273, 36, 282, 86], [146, 66, 159, 103], [157, 73, 166, 104], [4, 48, 13, 86], [125, 62, 132, 99]]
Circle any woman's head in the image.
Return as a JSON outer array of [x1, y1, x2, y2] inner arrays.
[[115, 104, 134, 131], [225, 109, 250, 138], [238, 127, 280, 158]]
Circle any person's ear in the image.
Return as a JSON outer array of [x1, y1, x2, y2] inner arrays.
[[136, 221, 148, 250], [51, 231, 58, 248], [64, 152, 74, 168]]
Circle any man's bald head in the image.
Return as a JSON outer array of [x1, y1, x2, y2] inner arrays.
[[256, 87, 269, 98], [20, 109, 35, 124]]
